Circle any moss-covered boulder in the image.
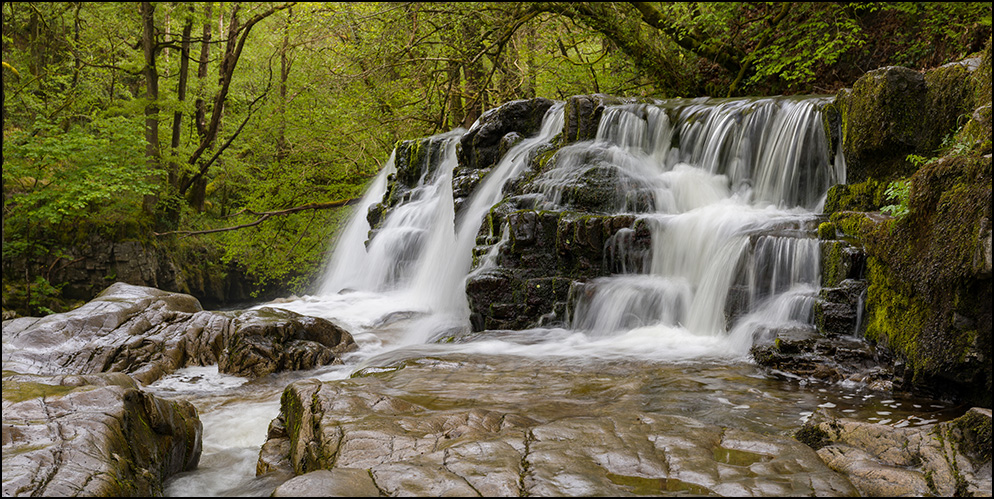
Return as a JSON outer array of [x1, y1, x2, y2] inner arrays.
[[837, 55, 981, 184], [823, 39, 992, 407], [1, 372, 201, 496], [860, 153, 992, 406], [837, 66, 929, 183]]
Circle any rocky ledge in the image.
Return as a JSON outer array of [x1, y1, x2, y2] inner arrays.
[[797, 407, 992, 496], [1, 282, 358, 497], [259, 358, 862, 497], [2, 372, 201, 496], [2, 282, 357, 384]]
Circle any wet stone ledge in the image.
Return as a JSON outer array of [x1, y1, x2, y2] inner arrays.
[[1, 372, 201, 497]]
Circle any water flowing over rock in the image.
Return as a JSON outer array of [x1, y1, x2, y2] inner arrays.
[[1, 372, 201, 496], [1, 282, 357, 384]]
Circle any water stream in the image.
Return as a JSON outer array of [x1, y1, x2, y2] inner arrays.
[[151, 96, 965, 496]]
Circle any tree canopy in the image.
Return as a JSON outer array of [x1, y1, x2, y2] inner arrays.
[[3, 2, 991, 313]]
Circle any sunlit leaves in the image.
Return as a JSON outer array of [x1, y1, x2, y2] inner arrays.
[[3, 116, 153, 228]]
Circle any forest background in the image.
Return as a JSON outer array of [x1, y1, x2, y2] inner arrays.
[[2, 2, 991, 316]]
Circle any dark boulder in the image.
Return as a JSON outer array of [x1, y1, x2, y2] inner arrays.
[[457, 98, 555, 171]]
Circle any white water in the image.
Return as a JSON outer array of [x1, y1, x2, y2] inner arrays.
[[269, 96, 844, 361], [159, 95, 858, 496]]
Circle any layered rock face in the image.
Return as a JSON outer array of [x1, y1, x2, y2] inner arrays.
[[2, 372, 201, 497]]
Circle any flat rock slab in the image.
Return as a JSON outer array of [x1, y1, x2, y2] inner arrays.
[[261, 357, 859, 497], [1, 372, 201, 497]]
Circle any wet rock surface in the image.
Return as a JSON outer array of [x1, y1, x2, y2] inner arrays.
[[750, 327, 894, 390], [260, 357, 862, 497], [1, 282, 357, 384], [1, 372, 201, 497], [457, 97, 555, 171], [803, 407, 992, 496], [467, 210, 648, 331]]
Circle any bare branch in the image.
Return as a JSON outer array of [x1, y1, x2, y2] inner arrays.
[[153, 197, 363, 238]]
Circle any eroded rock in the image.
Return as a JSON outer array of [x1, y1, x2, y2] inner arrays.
[[1, 372, 201, 497], [260, 359, 859, 497], [804, 408, 993, 496], [1, 282, 357, 384]]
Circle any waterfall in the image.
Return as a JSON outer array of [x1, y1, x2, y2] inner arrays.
[[317, 151, 396, 295], [561, 97, 842, 354], [306, 95, 842, 358]]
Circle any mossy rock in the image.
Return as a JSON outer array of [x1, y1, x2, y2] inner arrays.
[[824, 180, 889, 215], [794, 424, 831, 451], [838, 66, 928, 183], [838, 60, 979, 184]]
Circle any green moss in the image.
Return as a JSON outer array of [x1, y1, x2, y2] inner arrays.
[[794, 424, 831, 450], [828, 211, 878, 240], [953, 409, 992, 462], [924, 62, 974, 149], [863, 257, 928, 372], [824, 180, 888, 215], [840, 66, 929, 183], [817, 222, 837, 240], [820, 241, 846, 288], [0, 378, 77, 402], [971, 37, 992, 110]]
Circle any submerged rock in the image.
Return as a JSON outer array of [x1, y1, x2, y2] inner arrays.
[[1, 282, 357, 384], [1, 372, 201, 497]]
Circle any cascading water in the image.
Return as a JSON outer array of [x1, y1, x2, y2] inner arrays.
[[545, 97, 843, 357], [156, 95, 958, 498], [275, 96, 843, 358]]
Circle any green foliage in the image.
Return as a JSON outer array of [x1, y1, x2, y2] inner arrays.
[[905, 154, 931, 168], [3, 116, 153, 226], [880, 179, 911, 219], [2, 115, 154, 277], [2, 1, 991, 305]]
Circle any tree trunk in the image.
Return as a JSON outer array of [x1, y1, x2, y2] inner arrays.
[[140, 1, 160, 214], [276, 7, 293, 162], [460, 18, 485, 129], [194, 3, 212, 140], [169, 8, 194, 189]]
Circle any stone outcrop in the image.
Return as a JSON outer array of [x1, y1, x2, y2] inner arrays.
[[457, 97, 555, 171], [2, 235, 278, 320], [797, 407, 992, 497], [803, 41, 993, 407], [1, 282, 357, 385], [259, 359, 859, 497], [835, 57, 980, 184], [751, 326, 894, 390], [467, 211, 648, 331], [2, 372, 201, 497]]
